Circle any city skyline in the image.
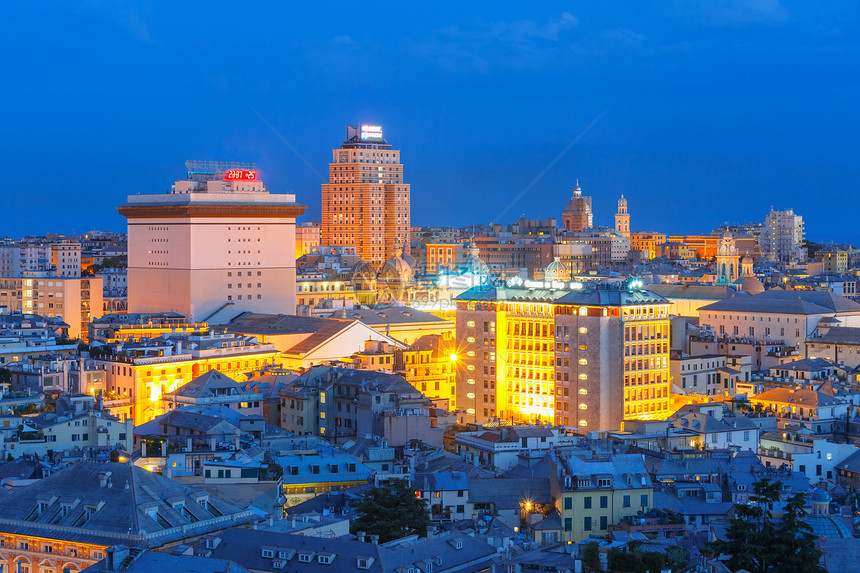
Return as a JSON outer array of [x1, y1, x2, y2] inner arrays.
[[3, 2, 859, 243]]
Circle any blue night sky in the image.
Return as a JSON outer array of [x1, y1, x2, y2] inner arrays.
[[2, 1, 858, 243]]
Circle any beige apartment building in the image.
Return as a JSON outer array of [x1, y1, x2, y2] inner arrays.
[[320, 124, 410, 268], [119, 161, 305, 322], [0, 274, 102, 340]]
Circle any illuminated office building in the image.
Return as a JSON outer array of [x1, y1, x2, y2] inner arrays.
[[119, 161, 305, 322], [455, 281, 671, 430], [321, 124, 411, 268]]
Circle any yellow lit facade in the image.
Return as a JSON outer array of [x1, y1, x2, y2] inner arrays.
[[397, 333, 458, 410], [629, 233, 667, 260], [97, 349, 280, 423], [90, 322, 207, 344], [0, 532, 107, 572], [296, 277, 356, 309], [455, 285, 671, 431]]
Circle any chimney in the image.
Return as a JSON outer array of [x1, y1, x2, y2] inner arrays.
[[105, 545, 129, 572], [370, 534, 379, 545], [357, 531, 366, 543], [98, 470, 112, 488], [426, 525, 435, 539]]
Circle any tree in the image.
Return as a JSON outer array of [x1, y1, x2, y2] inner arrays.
[[350, 479, 431, 542], [707, 478, 824, 573], [582, 541, 600, 571], [774, 493, 824, 573], [0, 368, 11, 386]]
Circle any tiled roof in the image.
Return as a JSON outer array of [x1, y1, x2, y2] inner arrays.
[[467, 477, 552, 508], [455, 285, 668, 306], [331, 307, 448, 325], [645, 284, 744, 301], [752, 387, 840, 407], [810, 327, 860, 345], [768, 357, 836, 372], [204, 527, 496, 573], [224, 313, 345, 336], [700, 290, 860, 315], [170, 370, 257, 399], [0, 461, 255, 547]]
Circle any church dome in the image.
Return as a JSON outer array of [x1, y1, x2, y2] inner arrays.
[[379, 246, 414, 283], [351, 260, 376, 280], [545, 257, 570, 282], [738, 275, 765, 295], [401, 246, 417, 270], [811, 488, 831, 504], [463, 241, 490, 277]]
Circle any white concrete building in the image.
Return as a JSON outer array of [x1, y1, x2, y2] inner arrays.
[[120, 161, 306, 323], [761, 207, 806, 263], [793, 440, 858, 484]]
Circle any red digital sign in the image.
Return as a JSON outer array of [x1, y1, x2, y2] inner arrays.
[[224, 169, 257, 181]]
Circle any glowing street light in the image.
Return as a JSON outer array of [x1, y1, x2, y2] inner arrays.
[[449, 353, 458, 362]]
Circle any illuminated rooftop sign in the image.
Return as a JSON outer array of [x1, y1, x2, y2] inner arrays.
[[224, 169, 257, 181], [360, 124, 384, 141]]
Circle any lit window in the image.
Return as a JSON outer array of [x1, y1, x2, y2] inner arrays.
[[579, 307, 588, 317], [578, 420, 587, 427], [579, 403, 587, 410], [579, 327, 588, 334], [579, 358, 588, 366], [578, 389, 587, 395], [578, 373, 587, 380]]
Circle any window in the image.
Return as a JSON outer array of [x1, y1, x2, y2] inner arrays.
[[600, 515, 608, 530], [262, 549, 274, 558], [623, 495, 631, 508], [564, 517, 572, 531], [584, 516, 592, 531], [583, 496, 592, 509], [640, 494, 648, 507], [600, 495, 608, 509], [564, 497, 572, 510]]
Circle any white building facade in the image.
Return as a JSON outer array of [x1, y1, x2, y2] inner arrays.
[[120, 161, 305, 322]]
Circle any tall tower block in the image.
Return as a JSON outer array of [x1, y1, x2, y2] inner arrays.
[[321, 124, 411, 269]]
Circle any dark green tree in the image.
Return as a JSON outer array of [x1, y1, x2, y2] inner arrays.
[[773, 493, 824, 572], [707, 479, 824, 573], [0, 368, 11, 386], [350, 479, 431, 542], [582, 541, 600, 570]]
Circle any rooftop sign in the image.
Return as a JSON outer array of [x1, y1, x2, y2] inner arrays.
[[224, 169, 257, 181], [360, 124, 384, 141]]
